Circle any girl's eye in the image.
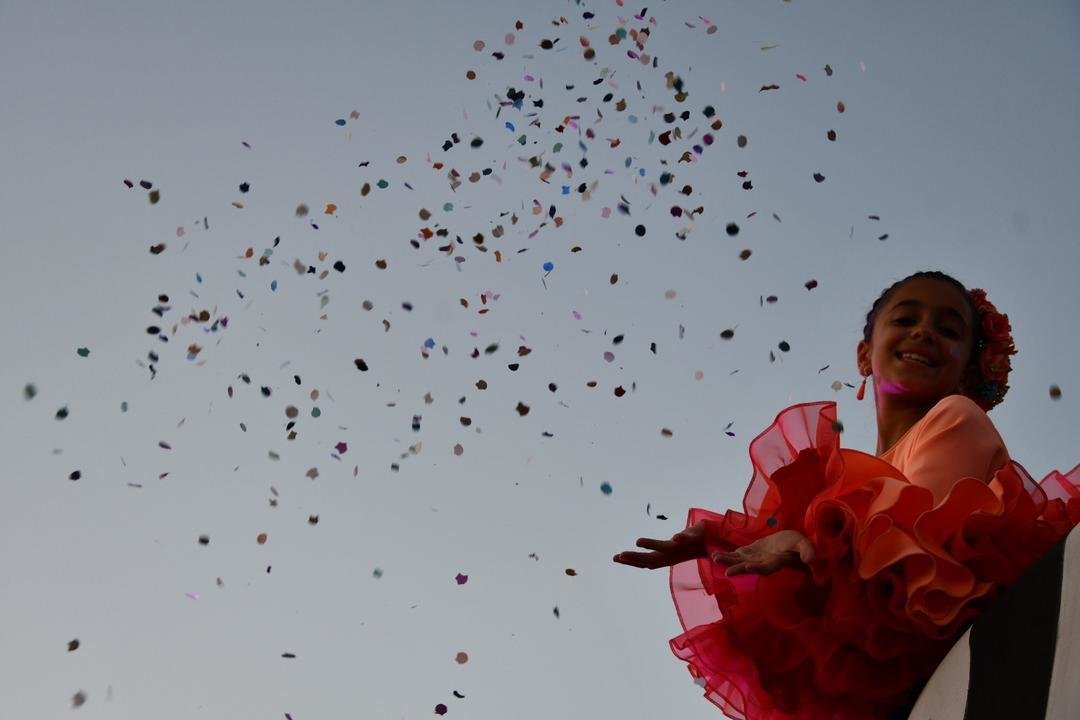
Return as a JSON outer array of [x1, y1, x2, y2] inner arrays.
[[893, 317, 961, 338]]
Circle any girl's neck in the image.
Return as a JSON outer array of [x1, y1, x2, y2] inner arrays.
[[874, 395, 938, 456]]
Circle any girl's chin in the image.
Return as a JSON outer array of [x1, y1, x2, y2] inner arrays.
[[874, 378, 946, 399]]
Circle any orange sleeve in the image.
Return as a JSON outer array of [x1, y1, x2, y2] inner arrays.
[[899, 395, 1010, 504]]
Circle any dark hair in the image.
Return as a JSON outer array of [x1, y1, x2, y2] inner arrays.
[[861, 270, 984, 367]]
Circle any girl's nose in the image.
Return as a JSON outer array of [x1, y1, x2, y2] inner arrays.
[[910, 323, 938, 341]]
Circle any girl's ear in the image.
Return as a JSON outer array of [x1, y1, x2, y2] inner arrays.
[[855, 340, 870, 376]]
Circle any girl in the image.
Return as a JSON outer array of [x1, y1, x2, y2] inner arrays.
[[613, 270, 1080, 719]]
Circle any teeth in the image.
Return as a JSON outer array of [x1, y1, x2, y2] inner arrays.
[[899, 353, 934, 366]]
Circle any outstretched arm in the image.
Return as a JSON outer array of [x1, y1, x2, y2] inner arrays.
[[614, 521, 814, 576], [713, 529, 815, 576], [613, 520, 708, 569]]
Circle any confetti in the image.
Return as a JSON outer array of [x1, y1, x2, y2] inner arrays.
[[17, 14, 981, 717]]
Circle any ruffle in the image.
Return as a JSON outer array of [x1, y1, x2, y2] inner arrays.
[[669, 401, 1080, 720]]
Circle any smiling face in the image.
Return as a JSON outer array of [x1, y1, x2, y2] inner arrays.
[[856, 277, 977, 407]]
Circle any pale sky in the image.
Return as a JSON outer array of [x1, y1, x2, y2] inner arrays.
[[1, 1, 1078, 718]]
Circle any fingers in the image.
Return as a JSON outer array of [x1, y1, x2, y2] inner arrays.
[[726, 561, 777, 577], [634, 537, 670, 551], [725, 563, 748, 576], [612, 551, 664, 569]]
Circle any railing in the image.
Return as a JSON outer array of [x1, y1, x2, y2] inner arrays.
[[907, 525, 1080, 719]]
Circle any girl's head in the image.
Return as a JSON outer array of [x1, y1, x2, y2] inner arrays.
[[856, 270, 1016, 411]]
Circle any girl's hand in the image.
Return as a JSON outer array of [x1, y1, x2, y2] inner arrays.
[[713, 530, 816, 577], [612, 520, 708, 569]]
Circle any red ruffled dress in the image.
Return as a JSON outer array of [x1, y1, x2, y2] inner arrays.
[[669, 395, 1080, 720]]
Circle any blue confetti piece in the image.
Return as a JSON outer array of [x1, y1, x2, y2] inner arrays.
[[121, 401, 128, 413], [505, 121, 516, 131], [624, 157, 633, 168], [638, 168, 646, 177], [196, 272, 202, 283], [271, 280, 278, 291], [424, 338, 436, 349], [600, 482, 613, 496], [627, 115, 638, 124], [543, 261, 554, 272], [561, 185, 570, 195], [335, 118, 346, 126]]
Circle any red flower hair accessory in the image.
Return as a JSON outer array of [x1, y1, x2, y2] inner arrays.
[[964, 288, 1017, 411]]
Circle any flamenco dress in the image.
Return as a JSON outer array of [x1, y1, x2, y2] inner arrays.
[[669, 394, 1080, 720]]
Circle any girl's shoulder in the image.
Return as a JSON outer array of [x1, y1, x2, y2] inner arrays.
[[912, 393, 1008, 461], [899, 394, 1011, 500], [923, 394, 997, 433]]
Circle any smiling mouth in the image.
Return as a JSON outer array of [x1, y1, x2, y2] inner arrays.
[[896, 352, 937, 368]]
